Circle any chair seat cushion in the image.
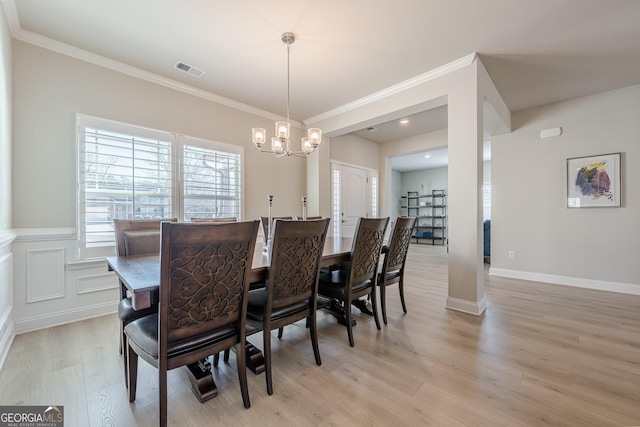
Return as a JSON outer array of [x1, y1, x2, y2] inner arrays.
[[378, 269, 401, 284], [124, 314, 237, 359], [318, 270, 371, 298], [246, 288, 309, 321], [117, 297, 157, 322]]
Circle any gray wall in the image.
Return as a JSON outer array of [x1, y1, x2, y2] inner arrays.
[[12, 40, 308, 230], [330, 133, 379, 170], [491, 84, 640, 287], [0, 6, 10, 231], [0, 4, 14, 367], [401, 166, 449, 196]]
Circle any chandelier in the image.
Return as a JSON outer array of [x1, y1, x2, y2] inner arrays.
[[251, 32, 322, 157]]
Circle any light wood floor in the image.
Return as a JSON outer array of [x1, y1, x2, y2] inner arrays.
[[1, 244, 639, 426]]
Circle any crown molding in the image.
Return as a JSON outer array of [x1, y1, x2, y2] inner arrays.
[[4, 0, 477, 131], [304, 53, 477, 126]]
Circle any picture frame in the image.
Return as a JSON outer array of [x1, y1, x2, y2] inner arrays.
[[567, 153, 621, 208]]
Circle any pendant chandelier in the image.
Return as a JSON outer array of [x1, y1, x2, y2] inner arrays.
[[251, 32, 322, 157]]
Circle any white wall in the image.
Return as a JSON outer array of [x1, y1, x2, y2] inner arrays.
[[491, 84, 640, 291], [0, 6, 15, 368]]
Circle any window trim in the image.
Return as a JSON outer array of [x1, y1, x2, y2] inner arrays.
[[76, 114, 244, 259]]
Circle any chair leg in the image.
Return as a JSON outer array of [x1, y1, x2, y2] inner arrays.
[[127, 343, 138, 402], [213, 352, 220, 367], [264, 329, 273, 395], [370, 286, 381, 331], [224, 348, 230, 363], [159, 368, 167, 427], [119, 323, 124, 355], [399, 278, 407, 314], [235, 343, 251, 408], [277, 327, 284, 339], [309, 313, 321, 365], [345, 300, 355, 347], [121, 323, 128, 387], [380, 283, 388, 325]]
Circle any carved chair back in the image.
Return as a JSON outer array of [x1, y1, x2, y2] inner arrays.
[[267, 218, 330, 312], [158, 221, 259, 356], [382, 216, 416, 275], [348, 217, 390, 286]]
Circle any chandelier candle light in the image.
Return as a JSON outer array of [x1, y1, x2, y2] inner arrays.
[[252, 32, 322, 157], [262, 195, 274, 253]]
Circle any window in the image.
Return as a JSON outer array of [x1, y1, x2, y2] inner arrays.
[[332, 168, 341, 236], [77, 114, 243, 258], [369, 173, 378, 218], [483, 181, 491, 221]]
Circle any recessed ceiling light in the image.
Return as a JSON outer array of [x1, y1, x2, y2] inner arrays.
[[424, 154, 432, 159], [400, 119, 410, 125]]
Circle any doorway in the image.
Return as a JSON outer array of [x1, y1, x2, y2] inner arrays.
[[330, 162, 378, 237]]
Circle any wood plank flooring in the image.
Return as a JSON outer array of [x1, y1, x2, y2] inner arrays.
[[1, 244, 639, 426]]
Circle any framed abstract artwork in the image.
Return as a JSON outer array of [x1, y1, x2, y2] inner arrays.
[[567, 153, 621, 208]]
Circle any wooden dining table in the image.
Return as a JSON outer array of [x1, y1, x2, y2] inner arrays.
[[106, 236, 358, 402]]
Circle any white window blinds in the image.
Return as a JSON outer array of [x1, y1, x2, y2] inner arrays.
[[77, 115, 243, 258]]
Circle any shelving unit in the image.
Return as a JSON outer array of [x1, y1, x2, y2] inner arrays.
[[400, 189, 447, 245]]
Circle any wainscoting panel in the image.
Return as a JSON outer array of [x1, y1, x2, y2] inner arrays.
[[76, 273, 118, 295], [26, 248, 66, 303], [12, 228, 119, 334], [0, 232, 16, 370]]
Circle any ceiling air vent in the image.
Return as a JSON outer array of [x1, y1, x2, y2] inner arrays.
[[174, 61, 205, 78]]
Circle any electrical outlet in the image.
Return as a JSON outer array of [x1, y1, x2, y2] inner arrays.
[[508, 250, 516, 259]]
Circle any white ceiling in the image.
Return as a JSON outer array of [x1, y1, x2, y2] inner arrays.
[[3, 0, 640, 170]]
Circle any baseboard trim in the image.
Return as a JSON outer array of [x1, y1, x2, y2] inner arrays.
[[446, 296, 487, 316], [489, 268, 640, 295], [14, 301, 118, 334]]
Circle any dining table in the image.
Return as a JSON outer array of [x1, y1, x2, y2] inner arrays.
[[106, 236, 362, 402]]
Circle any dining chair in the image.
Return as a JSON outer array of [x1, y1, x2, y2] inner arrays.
[[317, 217, 389, 347], [246, 218, 330, 395], [191, 217, 237, 222], [378, 216, 416, 325], [113, 218, 177, 385], [124, 220, 259, 426], [259, 216, 292, 244]]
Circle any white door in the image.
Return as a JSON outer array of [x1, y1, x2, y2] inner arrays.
[[331, 163, 370, 238]]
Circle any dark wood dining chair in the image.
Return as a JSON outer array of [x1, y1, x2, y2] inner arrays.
[[191, 217, 237, 222], [113, 218, 177, 385], [378, 216, 416, 325], [318, 217, 389, 347], [124, 220, 259, 426], [246, 218, 330, 395]]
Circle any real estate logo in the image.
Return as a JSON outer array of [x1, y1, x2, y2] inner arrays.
[[0, 405, 64, 427]]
